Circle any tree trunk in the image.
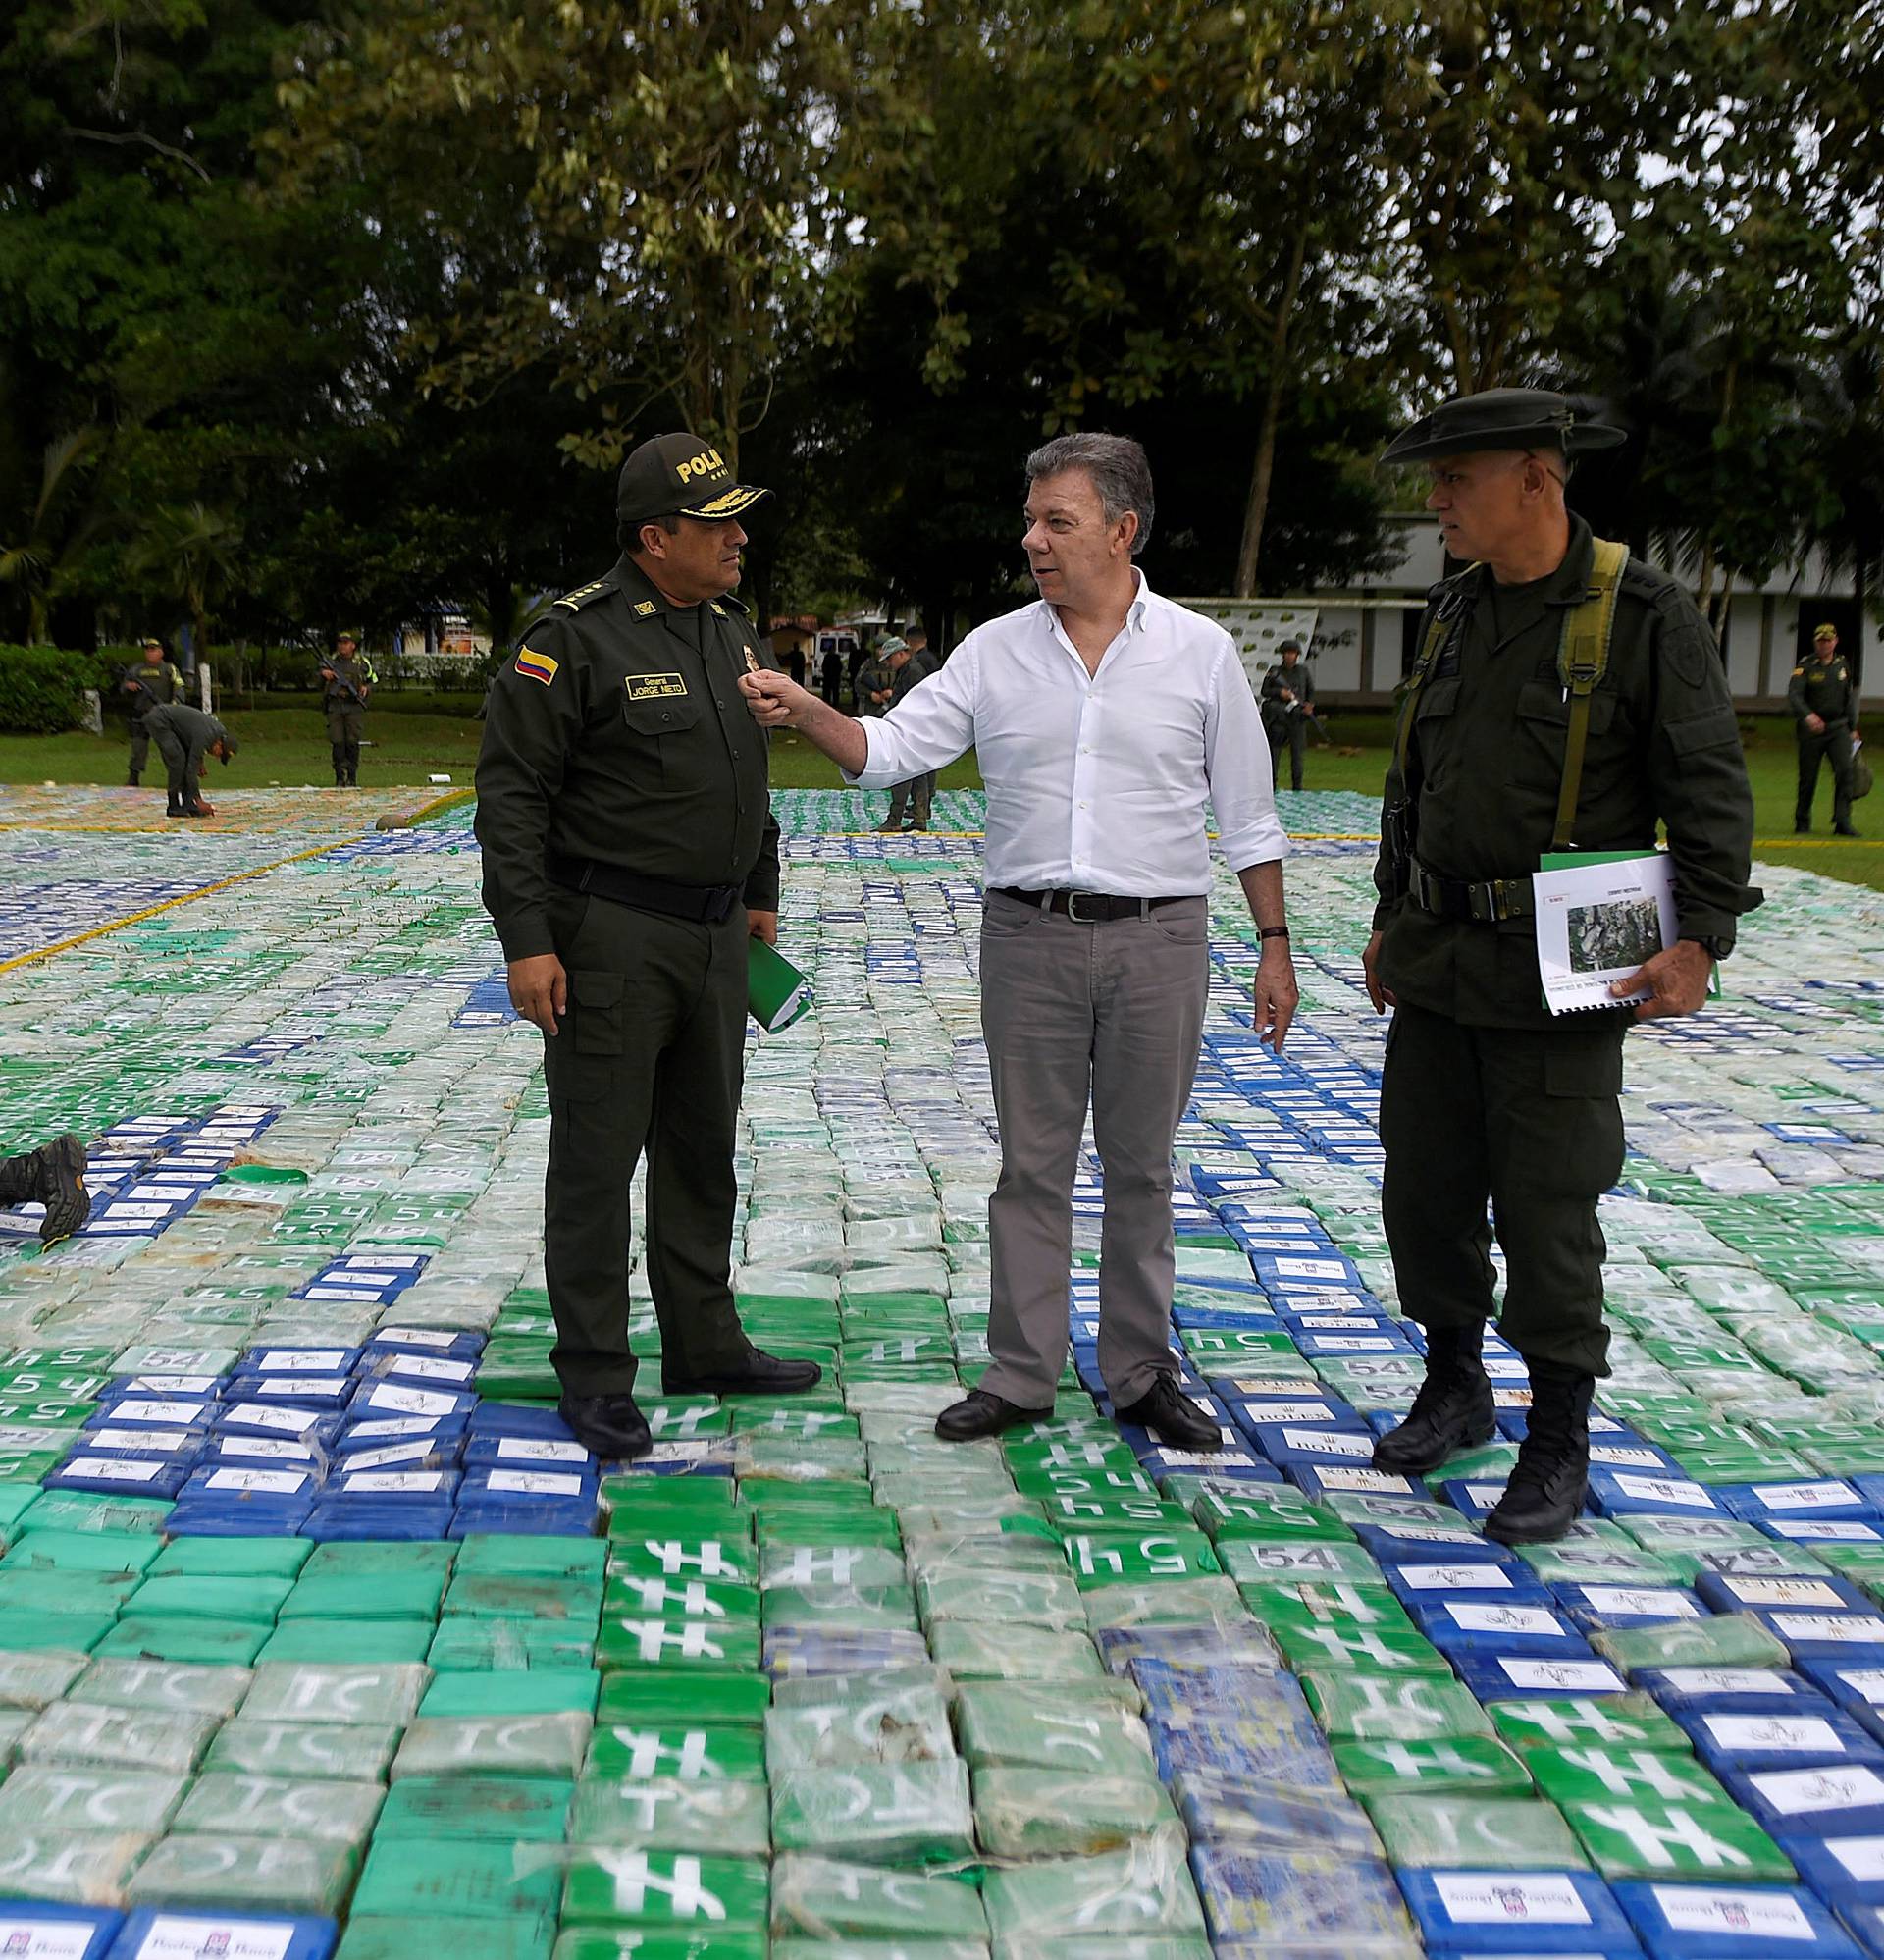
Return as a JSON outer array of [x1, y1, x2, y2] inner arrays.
[[1233, 226, 1309, 599]]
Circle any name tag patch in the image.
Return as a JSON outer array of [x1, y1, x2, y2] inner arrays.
[[625, 672, 688, 701]]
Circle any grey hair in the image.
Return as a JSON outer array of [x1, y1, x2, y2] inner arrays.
[[1025, 432, 1155, 556]]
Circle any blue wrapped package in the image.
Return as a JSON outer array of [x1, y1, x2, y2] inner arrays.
[[0, 1904, 122, 1960], [1452, 1653, 1628, 1701], [1643, 1667, 1830, 1715], [1767, 1520, 1884, 1547], [304, 1501, 458, 1541], [200, 1434, 325, 1476], [96, 1374, 226, 1404], [1134, 1658, 1294, 1726], [1758, 1615, 1884, 1666], [1721, 1757, 1884, 1839], [217, 1403, 343, 1448], [1799, 1660, 1884, 1728], [1399, 1867, 1637, 1953], [352, 1351, 478, 1394], [222, 1373, 355, 1411], [1154, 1713, 1341, 1789], [345, 1382, 479, 1423], [1173, 1771, 1379, 1855], [1386, 1562, 1547, 1608], [1719, 1482, 1879, 1527], [1679, 1704, 1878, 1773], [1556, 1584, 1708, 1631], [1354, 1519, 1515, 1564], [1588, 1470, 1729, 1519], [107, 1912, 336, 1960], [461, 1434, 594, 1472], [1189, 1842, 1413, 1946], [329, 1467, 462, 1505], [364, 1327, 484, 1363], [1784, 1835, 1884, 1909], [73, 1425, 207, 1467], [333, 1414, 468, 1457], [1698, 1573, 1876, 1617], [243, 1347, 364, 1376], [456, 1467, 598, 1510], [1142, 1450, 1280, 1483], [328, 1440, 460, 1477], [1411, 1601, 1599, 1660], [1249, 1424, 1386, 1470], [1609, 1881, 1863, 1958], [1290, 1464, 1426, 1504], [84, 1396, 220, 1431], [44, 1454, 193, 1499], [1845, 1901, 1884, 1959]]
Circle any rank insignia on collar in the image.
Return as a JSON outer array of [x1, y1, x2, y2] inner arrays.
[[709, 602, 726, 615], [634, 601, 656, 617]]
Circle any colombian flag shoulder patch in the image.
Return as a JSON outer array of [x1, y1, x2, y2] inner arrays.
[[515, 646, 559, 687]]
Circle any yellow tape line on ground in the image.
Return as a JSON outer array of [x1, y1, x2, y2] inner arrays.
[[376, 786, 476, 831], [0, 839, 351, 978]]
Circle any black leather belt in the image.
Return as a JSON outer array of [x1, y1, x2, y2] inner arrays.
[[1406, 857, 1535, 924], [549, 852, 741, 924], [991, 886, 1190, 922]]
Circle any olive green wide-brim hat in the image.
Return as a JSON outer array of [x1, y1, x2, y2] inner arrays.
[[1382, 386, 1627, 466]]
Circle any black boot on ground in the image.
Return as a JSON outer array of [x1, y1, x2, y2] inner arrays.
[[166, 791, 183, 817], [558, 1392, 652, 1460], [0, 1134, 90, 1245], [1485, 1359, 1595, 1545], [1373, 1320, 1495, 1475]]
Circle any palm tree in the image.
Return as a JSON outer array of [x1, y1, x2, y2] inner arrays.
[[0, 429, 106, 644], [133, 502, 243, 671]]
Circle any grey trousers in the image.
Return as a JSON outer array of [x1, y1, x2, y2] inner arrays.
[[977, 889, 1210, 1407], [886, 772, 936, 826]]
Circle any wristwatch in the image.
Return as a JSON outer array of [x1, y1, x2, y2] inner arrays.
[[1681, 934, 1733, 960]]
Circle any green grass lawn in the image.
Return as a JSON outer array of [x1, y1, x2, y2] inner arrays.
[[4, 696, 1878, 892]]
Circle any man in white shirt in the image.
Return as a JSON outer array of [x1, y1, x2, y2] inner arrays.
[[741, 433, 1297, 1447]]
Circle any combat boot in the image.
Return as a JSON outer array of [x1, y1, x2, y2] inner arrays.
[[0, 1135, 90, 1245], [1485, 1358, 1594, 1545], [127, 770, 140, 787], [165, 791, 183, 817], [1373, 1320, 1494, 1475]]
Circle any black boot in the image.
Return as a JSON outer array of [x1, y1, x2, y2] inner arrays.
[[127, 770, 140, 787], [166, 790, 183, 817], [0, 1135, 90, 1245], [1485, 1359, 1594, 1545], [1373, 1321, 1495, 1475]]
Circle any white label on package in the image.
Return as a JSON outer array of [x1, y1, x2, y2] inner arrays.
[[496, 1438, 589, 1464], [1399, 1564, 1514, 1592], [217, 1437, 312, 1463], [1432, 1872, 1590, 1926], [485, 1469, 585, 1496], [1496, 1660, 1623, 1692], [374, 1328, 456, 1349], [111, 1401, 204, 1425], [204, 1467, 307, 1494], [1613, 1474, 1716, 1509], [135, 1915, 297, 1960], [1702, 1715, 1842, 1752], [224, 1404, 311, 1434], [61, 1457, 161, 1483], [1754, 1481, 1858, 1510], [1579, 1587, 1700, 1619], [343, 1470, 444, 1494], [1447, 1603, 1564, 1635], [1753, 1765, 1884, 1817], [363, 1385, 458, 1415], [383, 1355, 472, 1383], [1772, 1615, 1884, 1643], [256, 1351, 346, 1371], [1830, 1836, 1884, 1881], [1728, 1577, 1845, 1608], [0, 1921, 110, 1960], [89, 1426, 189, 1452], [1651, 1887, 1811, 1939]]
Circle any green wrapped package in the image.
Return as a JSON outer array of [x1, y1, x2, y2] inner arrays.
[[1559, 1793, 1796, 1880], [174, 1771, 385, 1845], [1273, 1618, 1449, 1676], [421, 1671, 599, 1719], [766, 1687, 954, 1769], [1525, 1744, 1732, 1811], [771, 1945, 987, 1960], [1300, 1670, 1496, 1743], [391, 1711, 592, 1779], [568, 1776, 769, 1857], [1333, 1734, 1535, 1797], [957, 1685, 1151, 1775], [429, 1619, 598, 1671], [1063, 1531, 1221, 1588], [1218, 1539, 1380, 1584], [588, 1722, 767, 1781], [1081, 1577, 1245, 1631], [1364, 1794, 1589, 1871], [455, 1535, 607, 1581], [125, 1832, 359, 1914], [982, 1831, 1205, 1941], [771, 1761, 973, 1863], [770, 1855, 988, 1940], [553, 1934, 764, 1960], [75, 1657, 252, 1720], [338, 1914, 555, 1960], [602, 1576, 759, 1625], [761, 1583, 918, 1632], [205, 1718, 403, 1781], [993, 1944, 1212, 1960], [303, 1540, 458, 1579], [0, 1647, 88, 1708], [19, 1701, 218, 1774], [279, 1568, 447, 1621], [444, 1574, 604, 1624], [0, 1828, 152, 1906], [376, 1775, 574, 1841], [927, 1621, 1103, 1682], [1590, 1612, 1790, 1672], [561, 1848, 770, 1930], [0, 1764, 190, 1834], [242, 1659, 431, 1725], [150, 1535, 313, 1578], [123, 1572, 295, 1622], [351, 1832, 563, 1919], [17, 1492, 172, 1536], [596, 1671, 770, 1728], [0, 1568, 138, 1616], [972, 1766, 1176, 1856], [0, 1610, 117, 1653], [597, 1618, 760, 1671], [915, 1569, 1085, 1630], [256, 1618, 434, 1665], [94, 1616, 272, 1667], [0, 1528, 163, 1574], [1488, 1695, 1698, 1757]]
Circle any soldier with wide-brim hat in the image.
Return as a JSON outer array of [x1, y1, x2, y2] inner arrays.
[[1362, 385, 1759, 1547]]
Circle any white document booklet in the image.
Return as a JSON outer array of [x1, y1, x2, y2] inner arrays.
[[1532, 849, 1675, 1015]]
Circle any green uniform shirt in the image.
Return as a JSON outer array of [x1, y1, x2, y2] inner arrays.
[[1372, 516, 1757, 1030], [857, 658, 896, 716], [126, 662, 183, 716], [322, 653, 377, 706], [475, 556, 781, 962], [1261, 661, 1315, 711], [1788, 652, 1857, 728]]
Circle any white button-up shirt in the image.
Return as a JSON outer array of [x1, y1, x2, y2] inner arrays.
[[849, 573, 1286, 894]]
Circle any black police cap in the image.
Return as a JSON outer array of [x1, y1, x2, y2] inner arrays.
[[618, 432, 771, 527], [1382, 387, 1625, 467]]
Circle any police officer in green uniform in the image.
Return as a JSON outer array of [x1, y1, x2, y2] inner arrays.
[[1790, 622, 1860, 836], [124, 638, 183, 785], [139, 700, 238, 817], [319, 632, 377, 788], [1364, 388, 1759, 1544], [475, 431, 822, 1458]]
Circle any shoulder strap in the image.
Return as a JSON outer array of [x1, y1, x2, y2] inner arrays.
[[1394, 573, 1475, 775], [1550, 537, 1629, 850]]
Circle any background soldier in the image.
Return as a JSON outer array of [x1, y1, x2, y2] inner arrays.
[[880, 634, 941, 832], [123, 637, 183, 785], [475, 430, 821, 1459], [319, 631, 377, 788], [1260, 639, 1318, 791], [1364, 387, 1758, 1544], [1790, 622, 1860, 836], [136, 698, 238, 818]]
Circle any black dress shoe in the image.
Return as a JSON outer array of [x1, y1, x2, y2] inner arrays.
[[1837, 824, 1861, 837], [662, 1350, 823, 1396], [1114, 1375, 1222, 1451], [558, 1392, 652, 1460], [934, 1389, 1053, 1441]]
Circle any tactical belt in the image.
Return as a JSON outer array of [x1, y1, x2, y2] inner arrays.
[[992, 886, 1189, 922], [1406, 858, 1536, 925], [550, 852, 741, 925]]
